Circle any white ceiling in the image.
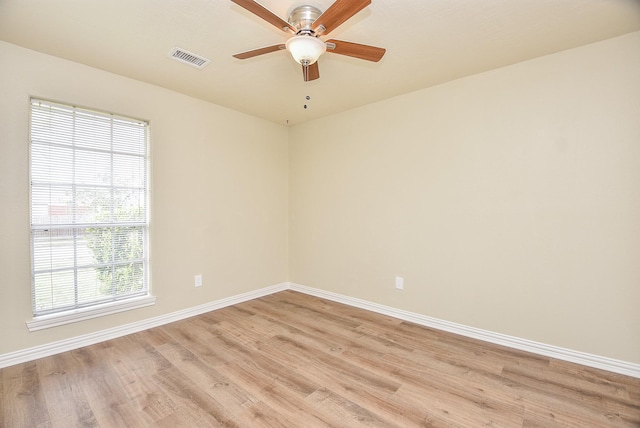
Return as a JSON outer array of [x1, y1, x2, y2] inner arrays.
[[1, 0, 639, 125]]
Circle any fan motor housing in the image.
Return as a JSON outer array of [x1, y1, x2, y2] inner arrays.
[[288, 5, 322, 33]]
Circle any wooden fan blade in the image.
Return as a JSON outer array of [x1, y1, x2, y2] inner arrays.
[[233, 44, 286, 59], [303, 62, 320, 81], [231, 0, 296, 32], [326, 39, 385, 62], [311, 0, 371, 35]]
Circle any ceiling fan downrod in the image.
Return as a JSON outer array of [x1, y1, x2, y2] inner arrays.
[[288, 5, 322, 34]]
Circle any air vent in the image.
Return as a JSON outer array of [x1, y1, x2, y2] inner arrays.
[[168, 47, 211, 69]]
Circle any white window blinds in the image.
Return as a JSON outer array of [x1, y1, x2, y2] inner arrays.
[[30, 99, 149, 316]]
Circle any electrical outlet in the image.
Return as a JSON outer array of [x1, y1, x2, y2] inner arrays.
[[194, 274, 202, 287], [395, 276, 404, 290]]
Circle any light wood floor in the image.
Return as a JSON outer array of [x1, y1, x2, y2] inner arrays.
[[1, 291, 639, 427]]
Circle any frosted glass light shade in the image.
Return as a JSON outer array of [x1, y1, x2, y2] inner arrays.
[[286, 35, 326, 65]]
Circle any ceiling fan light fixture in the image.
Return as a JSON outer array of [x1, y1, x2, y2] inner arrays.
[[285, 35, 326, 65]]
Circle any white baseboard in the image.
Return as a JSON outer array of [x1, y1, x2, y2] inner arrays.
[[2, 281, 638, 379], [0, 282, 288, 369], [288, 282, 640, 379]]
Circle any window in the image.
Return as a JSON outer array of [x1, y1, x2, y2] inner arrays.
[[28, 99, 152, 328]]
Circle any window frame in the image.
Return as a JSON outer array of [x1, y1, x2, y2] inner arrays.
[[27, 99, 154, 331]]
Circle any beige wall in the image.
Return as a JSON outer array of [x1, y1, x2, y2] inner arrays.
[[0, 41, 289, 354], [289, 32, 640, 364]]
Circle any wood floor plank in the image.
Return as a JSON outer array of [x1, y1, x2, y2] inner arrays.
[[1, 290, 639, 427], [306, 387, 401, 428], [0, 368, 4, 426], [154, 340, 256, 416], [80, 365, 148, 426], [223, 361, 332, 426], [241, 297, 368, 348], [293, 348, 444, 427], [502, 364, 640, 426], [270, 333, 402, 395], [230, 400, 295, 428], [1, 361, 51, 428], [286, 294, 404, 332], [36, 354, 98, 428], [253, 311, 366, 360], [159, 318, 238, 367], [152, 366, 239, 427]]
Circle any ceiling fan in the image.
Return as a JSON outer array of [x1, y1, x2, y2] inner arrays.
[[231, 0, 386, 81]]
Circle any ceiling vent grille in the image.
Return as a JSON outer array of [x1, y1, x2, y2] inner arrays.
[[168, 47, 211, 69]]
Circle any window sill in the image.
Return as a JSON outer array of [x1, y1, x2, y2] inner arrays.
[[26, 295, 156, 332]]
